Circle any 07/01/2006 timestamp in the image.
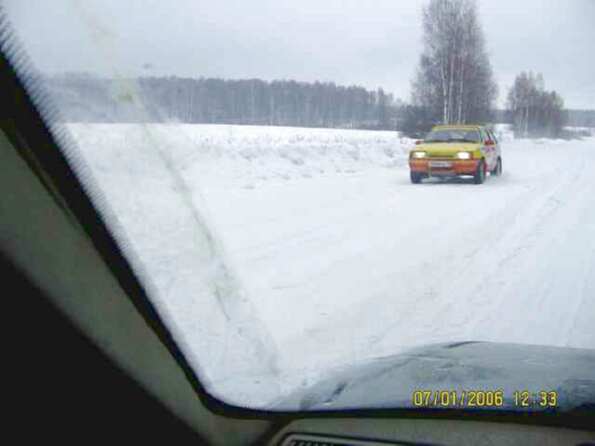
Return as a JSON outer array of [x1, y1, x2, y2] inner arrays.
[[411, 390, 558, 408]]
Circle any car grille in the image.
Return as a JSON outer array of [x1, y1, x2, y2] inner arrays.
[[428, 152, 455, 158]]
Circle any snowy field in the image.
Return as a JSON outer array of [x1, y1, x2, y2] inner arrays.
[[63, 123, 595, 407]]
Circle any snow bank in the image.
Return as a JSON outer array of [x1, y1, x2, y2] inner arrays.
[[67, 123, 412, 190]]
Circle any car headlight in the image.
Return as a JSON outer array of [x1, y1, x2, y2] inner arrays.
[[412, 151, 427, 159], [456, 152, 472, 160]]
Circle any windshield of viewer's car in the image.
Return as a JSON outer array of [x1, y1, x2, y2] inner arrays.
[[2, 0, 595, 413]]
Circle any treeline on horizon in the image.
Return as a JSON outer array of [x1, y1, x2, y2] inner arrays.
[[43, 73, 595, 135], [44, 73, 398, 130]]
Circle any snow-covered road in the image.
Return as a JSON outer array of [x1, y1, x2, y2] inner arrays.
[[203, 137, 595, 372], [65, 124, 595, 405]]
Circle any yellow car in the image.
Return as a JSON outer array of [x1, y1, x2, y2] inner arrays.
[[408, 125, 502, 184]]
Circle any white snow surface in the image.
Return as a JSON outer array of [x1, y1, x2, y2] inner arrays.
[[63, 123, 595, 408]]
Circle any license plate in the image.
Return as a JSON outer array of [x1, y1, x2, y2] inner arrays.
[[429, 161, 452, 168]]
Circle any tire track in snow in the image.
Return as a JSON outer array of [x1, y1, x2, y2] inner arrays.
[[459, 145, 595, 347]]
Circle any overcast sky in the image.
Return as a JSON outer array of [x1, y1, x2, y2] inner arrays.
[[4, 0, 595, 108]]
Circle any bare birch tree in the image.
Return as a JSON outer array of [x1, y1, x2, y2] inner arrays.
[[412, 0, 497, 125]]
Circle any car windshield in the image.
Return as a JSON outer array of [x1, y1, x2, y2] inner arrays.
[[425, 129, 481, 143], [3, 0, 595, 413]]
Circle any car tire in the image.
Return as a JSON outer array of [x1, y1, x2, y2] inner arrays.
[[474, 160, 486, 185], [491, 157, 502, 176], [410, 171, 423, 184]]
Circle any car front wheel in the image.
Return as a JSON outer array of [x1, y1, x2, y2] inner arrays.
[[491, 157, 502, 176], [410, 171, 423, 184], [474, 160, 486, 184]]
